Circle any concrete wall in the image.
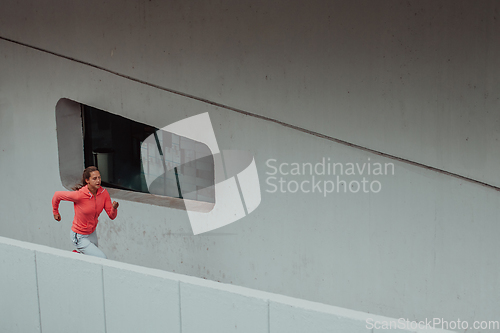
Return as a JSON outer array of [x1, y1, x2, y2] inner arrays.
[[1, 236, 454, 333], [2, 0, 499, 186], [1, 1, 499, 332]]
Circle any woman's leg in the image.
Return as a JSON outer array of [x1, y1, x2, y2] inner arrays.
[[71, 230, 107, 259]]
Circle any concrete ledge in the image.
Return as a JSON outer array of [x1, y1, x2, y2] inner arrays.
[[0, 236, 453, 333], [181, 282, 269, 333], [36, 251, 105, 333], [103, 265, 180, 333], [0, 242, 40, 333]]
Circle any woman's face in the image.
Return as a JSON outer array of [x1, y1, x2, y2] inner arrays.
[[86, 171, 101, 190]]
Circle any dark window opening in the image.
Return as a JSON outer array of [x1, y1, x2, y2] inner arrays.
[[82, 105, 215, 203]]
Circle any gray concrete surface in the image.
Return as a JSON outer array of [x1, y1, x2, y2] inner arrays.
[[1, 1, 499, 331]]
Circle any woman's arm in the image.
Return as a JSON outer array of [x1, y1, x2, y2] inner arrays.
[[103, 191, 118, 220], [52, 191, 80, 221]]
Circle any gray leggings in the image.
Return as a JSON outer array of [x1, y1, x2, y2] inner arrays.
[[70, 230, 107, 259]]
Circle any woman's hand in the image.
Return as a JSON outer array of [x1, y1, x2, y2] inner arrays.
[[112, 201, 119, 209], [53, 213, 61, 221]]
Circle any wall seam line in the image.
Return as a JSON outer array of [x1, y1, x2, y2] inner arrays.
[[1, 35, 499, 193], [179, 280, 183, 333], [267, 299, 271, 333], [34, 251, 43, 333], [101, 266, 108, 333]]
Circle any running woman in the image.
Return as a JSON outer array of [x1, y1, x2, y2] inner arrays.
[[52, 166, 119, 258]]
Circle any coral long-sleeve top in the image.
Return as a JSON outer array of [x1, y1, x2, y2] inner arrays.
[[52, 185, 117, 235]]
